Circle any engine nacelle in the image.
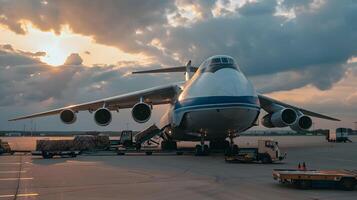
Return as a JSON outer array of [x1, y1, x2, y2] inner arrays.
[[60, 109, 77, 124], [261, 108, 297, 128], [94, 108, 112, 126], [290, 115, 312, 131], [132, 102, 152, 123]]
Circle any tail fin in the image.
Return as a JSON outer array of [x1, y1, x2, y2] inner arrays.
[[132, 61, 197, 81]]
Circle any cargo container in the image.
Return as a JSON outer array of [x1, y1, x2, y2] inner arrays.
[[326, 128, 352, 142]]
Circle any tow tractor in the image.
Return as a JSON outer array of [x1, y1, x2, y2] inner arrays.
[[273, 169, 357, 190], [225, 139, 286, 163]]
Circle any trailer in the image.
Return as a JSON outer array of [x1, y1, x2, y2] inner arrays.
[[225, 139, 286, 163], [273, 169, 357, 190], [33, 135, 111, 159]]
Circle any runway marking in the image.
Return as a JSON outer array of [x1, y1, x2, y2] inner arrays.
[[0, 193, 39, 198], [0, 177, 33, 181], [0, 171, 26, 174], [0, 163, 21, 165]]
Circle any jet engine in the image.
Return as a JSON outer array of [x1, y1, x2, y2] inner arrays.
[[261, 108, 297, 128], [290, 115, 312, 131], [94, 108, 112, 126], [132, 102, 152, 123], [60, 109, 77, 124]]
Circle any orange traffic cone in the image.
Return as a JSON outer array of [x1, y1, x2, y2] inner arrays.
[[302, 162, 307, 171]]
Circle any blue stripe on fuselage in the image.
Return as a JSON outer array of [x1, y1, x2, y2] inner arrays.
[[174, 96, 260, 112]]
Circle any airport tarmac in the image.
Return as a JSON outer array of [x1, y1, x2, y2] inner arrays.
[[0, 137, 356, 200]]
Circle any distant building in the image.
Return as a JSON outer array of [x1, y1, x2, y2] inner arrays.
[[5, 132, 22, 137]]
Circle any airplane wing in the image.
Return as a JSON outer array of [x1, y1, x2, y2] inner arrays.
[[258, 94, 340, 121], [9, 84, 182, 121]]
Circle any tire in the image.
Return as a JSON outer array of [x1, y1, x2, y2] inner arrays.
[[70, 152, 77, 158], [145, 151, 153, 155], [340, 178, 356, 191], [176, 151, 183, 155]]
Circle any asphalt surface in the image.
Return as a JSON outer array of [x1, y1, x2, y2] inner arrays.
[[0, 138, 356, 200]]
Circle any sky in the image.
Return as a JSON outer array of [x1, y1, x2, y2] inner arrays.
[[0, 0, 356, 132]]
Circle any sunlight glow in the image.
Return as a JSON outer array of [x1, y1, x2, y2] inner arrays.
[[0, 21, 148, 67]]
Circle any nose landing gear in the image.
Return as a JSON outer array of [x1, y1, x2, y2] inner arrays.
[[195, 132, 210, 156], [224, 133, 239, 156]]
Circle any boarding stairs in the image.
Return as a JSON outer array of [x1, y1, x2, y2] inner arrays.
[[134, 124, 162, 145]]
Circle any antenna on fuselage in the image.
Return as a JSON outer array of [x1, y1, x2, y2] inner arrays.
[[185, 60, 193, 81]]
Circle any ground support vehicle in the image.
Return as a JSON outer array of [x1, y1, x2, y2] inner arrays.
[[273, 169, 357, 190], [225, 139, 286, 163], [0, 140, 13, 155], [116, 125, 168, 155], [326, 128, 352, 143], [33, 135, 110, 159]]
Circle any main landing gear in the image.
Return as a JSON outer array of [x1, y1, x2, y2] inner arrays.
[[195, 133, 210, 156]]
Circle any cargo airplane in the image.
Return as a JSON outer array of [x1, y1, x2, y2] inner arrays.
[[9, 55, 339, 155]]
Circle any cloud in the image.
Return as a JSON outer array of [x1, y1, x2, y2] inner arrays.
[[0, 0, 355, 91], [64, 53, 83, 65], [0, 46, 182, 108]]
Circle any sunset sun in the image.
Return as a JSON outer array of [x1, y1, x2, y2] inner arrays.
[[41, 44, 67, 66]]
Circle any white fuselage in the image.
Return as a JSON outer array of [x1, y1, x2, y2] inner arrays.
[[161, 55, 261, 141]]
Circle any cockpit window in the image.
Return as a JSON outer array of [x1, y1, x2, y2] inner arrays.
[[198, 56, 240, 73], [228, 58, 234, 64], [221, 57, 228, 63], [211, 58, 221, 64]]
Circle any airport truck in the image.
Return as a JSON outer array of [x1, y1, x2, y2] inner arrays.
[[326, 128, 352, 143], [0, 140, 13, 155], [225, 139, 286, 163], [273, 169, 357, 190]]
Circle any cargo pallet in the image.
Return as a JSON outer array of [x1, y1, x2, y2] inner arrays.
[[273, 169, 357, 190]]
